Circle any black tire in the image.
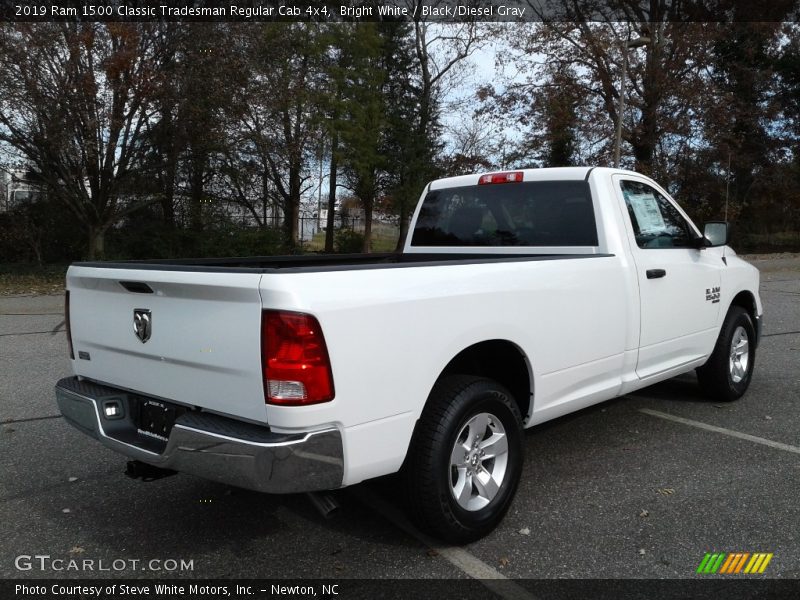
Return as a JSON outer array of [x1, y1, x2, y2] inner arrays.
[[696, 306, 756, 402], [403, 375, 524, 544]]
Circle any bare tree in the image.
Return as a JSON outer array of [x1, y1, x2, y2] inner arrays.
[[442, 110, 503, 174], [408, 15, 483, 212], [501, 2, 719, 175], [0, 23, 166, 258], [240, 23, 325, 248]]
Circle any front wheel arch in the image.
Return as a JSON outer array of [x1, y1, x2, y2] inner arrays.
[[729, 290, 758, 338], [697, 305, 756, 402]]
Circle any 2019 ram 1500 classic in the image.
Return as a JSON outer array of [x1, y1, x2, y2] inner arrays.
[[56, 167, 762, 542]]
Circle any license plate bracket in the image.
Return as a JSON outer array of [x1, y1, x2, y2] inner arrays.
[[136, 398, 179, 442]]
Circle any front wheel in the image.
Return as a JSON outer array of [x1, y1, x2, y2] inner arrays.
[[697, 306, 756, 402], [403, 375, 524, 544]]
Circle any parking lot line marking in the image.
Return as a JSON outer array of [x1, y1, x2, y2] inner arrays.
[[639, 408, 800, 455], [0, 330, 65, 337], [2, 414, 62, 424], [351, 487, 538, 600], [0, 312, 63, 316], [762, 329, 800, 338]]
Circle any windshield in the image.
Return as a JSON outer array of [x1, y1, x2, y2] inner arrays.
[[410, 180, 598, 247]]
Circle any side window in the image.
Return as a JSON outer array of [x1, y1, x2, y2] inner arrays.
[[620, 180, 694, 249]]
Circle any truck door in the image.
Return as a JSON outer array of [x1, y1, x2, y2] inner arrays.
[[613, 176, 722, 379]]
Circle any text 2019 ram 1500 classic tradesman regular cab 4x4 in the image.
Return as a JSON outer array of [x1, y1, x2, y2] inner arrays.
[[56, 167, 762, 542]]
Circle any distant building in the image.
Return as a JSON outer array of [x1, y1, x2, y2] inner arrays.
[[2, 168, 41, 212]]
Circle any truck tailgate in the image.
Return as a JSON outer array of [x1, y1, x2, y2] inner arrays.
[[66, 266, 267, 422]]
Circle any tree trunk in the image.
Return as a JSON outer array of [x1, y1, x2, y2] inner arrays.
[[189, 150, 205, 232], [161, 148, 177, 229], [362, 198, 373, 253], [325, 132, 338, 253], [27, 229, 43, 267], [261, 169, 270, 229], [160, 192, 175, 229], [284, 164, 301, 249], [159, 107, 178, 229], [394, 196, 409, 252], [87, 226, 106, 260], [633, 24, 666, 176], [283, 202, 298, 248]]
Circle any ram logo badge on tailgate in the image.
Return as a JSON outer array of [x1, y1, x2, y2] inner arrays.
[[133, 309, 152, 343]]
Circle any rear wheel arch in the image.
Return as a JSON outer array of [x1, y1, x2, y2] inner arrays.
[[436, 339, 533, 424]]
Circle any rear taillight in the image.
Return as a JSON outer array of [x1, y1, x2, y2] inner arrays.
[[478, 171, 524, 185], [261, 310, 334, 406], [65, 290, 74, 359]]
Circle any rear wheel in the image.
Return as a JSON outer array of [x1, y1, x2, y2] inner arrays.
[[697, 306, 756, 402], [403, 375, 524, 544]]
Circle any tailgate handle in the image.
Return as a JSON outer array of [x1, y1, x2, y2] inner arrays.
[[646, 269, 667, 279], [119, 281, 154, 294]]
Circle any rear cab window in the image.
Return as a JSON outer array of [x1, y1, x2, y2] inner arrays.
[[410, 180, 598, 248]]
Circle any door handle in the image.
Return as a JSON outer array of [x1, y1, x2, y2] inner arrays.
[[646, 269, 667, 279]]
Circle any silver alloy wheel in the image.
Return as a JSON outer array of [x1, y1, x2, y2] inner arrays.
[[449, 412, 509, 511], [729, 325, 750, 383]]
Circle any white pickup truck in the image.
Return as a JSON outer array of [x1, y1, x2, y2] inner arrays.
[[56, 167, 762, 542]]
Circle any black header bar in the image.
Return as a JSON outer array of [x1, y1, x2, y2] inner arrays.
[[2, 0, 799, 23], [5, 579, 800, 600]]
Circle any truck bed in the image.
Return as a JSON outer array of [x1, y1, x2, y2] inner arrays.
[[75, 251, 610, 273]]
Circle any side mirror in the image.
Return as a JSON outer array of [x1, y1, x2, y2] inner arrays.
[[703, 221, 728, 247]]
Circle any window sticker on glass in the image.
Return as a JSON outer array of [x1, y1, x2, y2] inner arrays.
[[625, 192, 666, 234]]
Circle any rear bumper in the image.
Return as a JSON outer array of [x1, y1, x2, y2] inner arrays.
[[55, 377, 343, 494]]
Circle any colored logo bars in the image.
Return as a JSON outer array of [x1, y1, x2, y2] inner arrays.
[[696, 552, 774, 574]]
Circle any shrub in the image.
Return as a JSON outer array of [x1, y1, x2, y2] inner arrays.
[[105, 206, 287, 260], [334, 229, 364, 253]]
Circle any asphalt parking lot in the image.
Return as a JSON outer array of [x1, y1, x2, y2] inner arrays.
[[1, 256, 798, 593]]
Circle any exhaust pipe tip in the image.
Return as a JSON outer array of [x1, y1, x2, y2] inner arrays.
[[306, 491, 340, 519]]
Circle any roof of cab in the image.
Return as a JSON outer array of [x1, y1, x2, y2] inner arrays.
[[428, 166, 597, 191]]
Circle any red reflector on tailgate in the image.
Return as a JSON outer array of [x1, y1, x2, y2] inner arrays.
[[261, 310, 334, 406]]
